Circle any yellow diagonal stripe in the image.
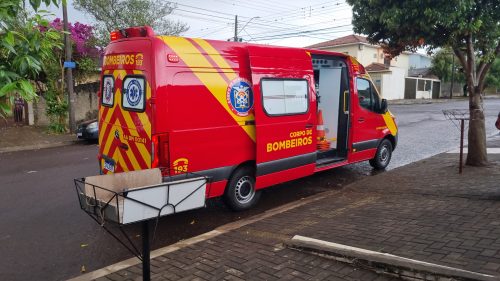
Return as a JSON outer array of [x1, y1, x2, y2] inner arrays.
[[159, 36, 255, 142], [99, 98, 117, 145], [101, 88, 122, 155], [115, 118, 141, 171], [121, 109, 151, 168], [383, 111, 398, 136], [192, 38, 237, 80]]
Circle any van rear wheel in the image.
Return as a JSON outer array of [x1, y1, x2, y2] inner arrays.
[[369, 139, 393, 170], [224, 166, 261, 211]]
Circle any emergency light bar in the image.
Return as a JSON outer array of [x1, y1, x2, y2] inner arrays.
[[110, 26, 155, 41]]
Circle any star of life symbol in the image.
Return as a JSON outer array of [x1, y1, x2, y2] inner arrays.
[[126, 79, 142, 107]]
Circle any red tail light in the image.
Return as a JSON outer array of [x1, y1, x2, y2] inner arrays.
[[151, 134, 169, 172], [151, 135, 159, 168], [110, 31, 122, 41]]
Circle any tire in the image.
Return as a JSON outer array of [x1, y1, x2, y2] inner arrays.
[[369, 139, 393, 170], [223, 166, 261, 211]]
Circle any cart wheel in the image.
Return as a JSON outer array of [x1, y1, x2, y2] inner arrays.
[[224, 166, 261, 211], [369, 139, 393, 170]]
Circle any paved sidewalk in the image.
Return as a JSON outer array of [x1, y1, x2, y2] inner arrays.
[[71, 136, 500, 281], [0, 125, 76, 153]]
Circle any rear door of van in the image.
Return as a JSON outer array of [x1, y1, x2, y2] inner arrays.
[[98, 39, 153, 174]]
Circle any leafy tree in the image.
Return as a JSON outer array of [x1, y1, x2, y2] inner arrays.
[[484, 58, 500, 91], [346, 0, 500, 166], [0, 0, 62, 120], [39, 19, 100, 132], [49, 18, 100, 83], [431, 48, 465, 83], [73, 0, 188, 47]]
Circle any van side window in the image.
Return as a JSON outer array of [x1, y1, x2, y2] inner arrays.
[[122, 76, 146, 112], [356, 78, 380, 112], [261, 79, 308, 115]]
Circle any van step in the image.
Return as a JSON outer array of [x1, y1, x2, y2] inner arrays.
[[315, 156, 345, 166]]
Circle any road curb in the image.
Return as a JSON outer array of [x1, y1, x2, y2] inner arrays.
[[67, 190, 336, 281], [0, 141, 76, 154], [287, 235, 499, 281]]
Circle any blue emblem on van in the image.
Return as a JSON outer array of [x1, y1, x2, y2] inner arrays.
[[226, 78, 253, 116], [125, 79, 142, 107]]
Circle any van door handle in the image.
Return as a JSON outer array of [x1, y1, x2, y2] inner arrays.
[[305, 123, 313, 129], [119, 143, 129, 150], [358, 117, 365, 122]]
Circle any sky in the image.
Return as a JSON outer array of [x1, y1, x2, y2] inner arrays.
[[44, 0, 355, 48]]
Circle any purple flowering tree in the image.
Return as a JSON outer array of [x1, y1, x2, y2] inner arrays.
[[49, 18, 100, 81], [41, 19, 100, 132]]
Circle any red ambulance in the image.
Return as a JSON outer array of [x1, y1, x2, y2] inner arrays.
[[98, 26, 398, 211]]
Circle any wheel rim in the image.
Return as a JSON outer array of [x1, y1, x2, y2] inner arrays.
[[379, 144, 390, 164], [234, 176, 255, 204]]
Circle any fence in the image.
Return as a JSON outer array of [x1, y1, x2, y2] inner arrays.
[[404, 77, 441, 99]]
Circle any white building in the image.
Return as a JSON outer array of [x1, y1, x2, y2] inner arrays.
[[307, 35, 437, 100]]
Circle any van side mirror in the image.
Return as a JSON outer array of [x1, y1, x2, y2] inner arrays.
[[380, 99, 388, 113]]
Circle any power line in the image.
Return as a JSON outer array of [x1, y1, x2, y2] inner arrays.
[[261, 0, 347, 20], [168, 0, 354, 44], [172, 12, 233, 25], [243, 17, 352, 37], [257, 29, 353, 43], [174, 8, 234, 21], [211, 0, 280, 14], [169, 1, 235, 17], [250, 24, 352, 41]]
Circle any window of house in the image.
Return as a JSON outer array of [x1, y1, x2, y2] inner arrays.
[[261, 79, 308, 115]]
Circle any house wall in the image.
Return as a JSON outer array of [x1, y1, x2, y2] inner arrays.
[[391, 54, 410, 76], [409, 54, 432, 69], [322, 44, 410, 74], [321, 45, 360, 61], [320, 44, 381, 67], [370, 73, 383, 94], [380, 67, 405, 100], [30, 82, 99, 126], [355, 45, 379, 67]]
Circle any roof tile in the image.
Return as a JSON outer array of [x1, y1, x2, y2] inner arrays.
[[306, 34, 369, 49], [365, 63, 390, 72]]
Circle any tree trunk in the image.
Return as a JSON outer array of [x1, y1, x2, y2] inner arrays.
[[466, 87, 488, 166]]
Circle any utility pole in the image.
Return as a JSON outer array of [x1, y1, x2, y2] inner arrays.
[[233, 15, 238, 42], [63, 2, 76, 132], [449, 54, 455, 99]]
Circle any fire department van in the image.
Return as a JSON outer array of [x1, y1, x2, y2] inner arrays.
[[98, 26, 398, 211]]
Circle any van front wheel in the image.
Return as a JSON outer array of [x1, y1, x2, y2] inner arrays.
[[369, 139, 393, 170], [224, 166, 261, 211]]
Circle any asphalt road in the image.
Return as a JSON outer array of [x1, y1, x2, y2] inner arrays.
[[0, 99, 499, 281]]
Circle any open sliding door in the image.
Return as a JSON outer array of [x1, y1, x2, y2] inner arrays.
[[247, 46, 317, 189]]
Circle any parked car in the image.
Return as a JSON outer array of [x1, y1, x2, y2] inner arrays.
[[76, 119, 98, 141]]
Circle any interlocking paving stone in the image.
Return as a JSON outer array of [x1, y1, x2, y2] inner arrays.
[[96, 145, 500, 280]]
